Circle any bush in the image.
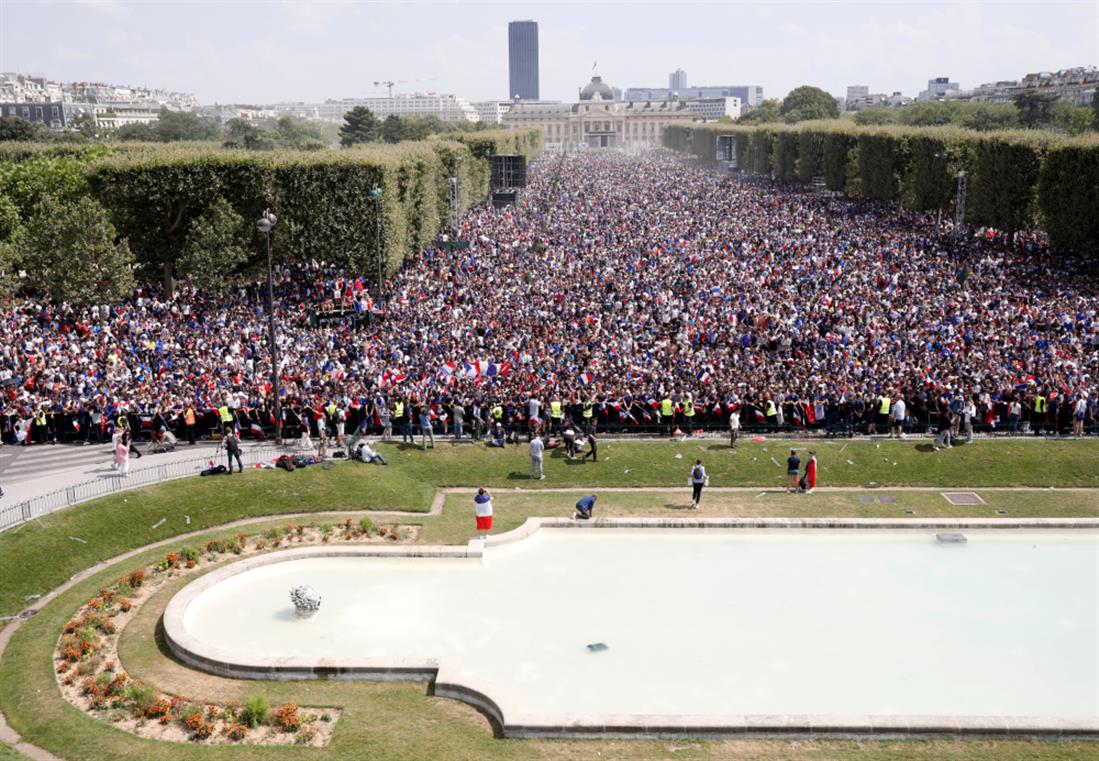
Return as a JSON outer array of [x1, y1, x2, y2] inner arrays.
[[358, 517, 374, 536], [225, 723, 249, 741], [242, 695, 268, 728], [274, 701, 302, 732], [126, 684, 157, 715], [124, 570, 145, 588]]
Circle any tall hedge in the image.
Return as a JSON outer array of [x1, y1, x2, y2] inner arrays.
[[664, 121, 1099, 258], [1038, 138, 1099, 256], [78, 131, 540, 288]]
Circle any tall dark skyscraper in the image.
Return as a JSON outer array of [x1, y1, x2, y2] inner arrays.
[[508, 20, 539, 100]]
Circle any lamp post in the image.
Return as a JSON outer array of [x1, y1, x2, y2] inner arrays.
[[369, 185, 384, 301], [933, 151, 948, 234], [257, 208, 282, 445]]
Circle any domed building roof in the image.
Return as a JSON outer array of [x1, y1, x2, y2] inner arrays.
[[579, 76, 614, 101]]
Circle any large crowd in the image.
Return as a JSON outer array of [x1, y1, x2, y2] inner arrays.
[[2, 150, 1097, 446]]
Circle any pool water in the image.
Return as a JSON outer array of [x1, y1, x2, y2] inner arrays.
[[181, 529, 1099, 718]]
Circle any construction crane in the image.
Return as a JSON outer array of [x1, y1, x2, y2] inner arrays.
[[373, 79, 435, 97]]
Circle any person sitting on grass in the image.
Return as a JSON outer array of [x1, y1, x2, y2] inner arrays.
[[574, 494, 597, 520], [356, 440, 388, 465]]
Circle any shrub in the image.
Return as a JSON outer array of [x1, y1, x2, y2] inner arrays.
[[274, 701, 302, 732], [205, 540, 226, 554], [242, 695, 268, 728], [321, 523, 333, 535], [359, 518, 374, 536], [118, 599, 132, 613], [124, 570, 145, 588], [180, 547, 200, 563], [126, 684, 157, 715], [295, 725, 317, 745], [225, 723, 249, 741], [145, 698, 171, 718], [254, 538, 267, 551]]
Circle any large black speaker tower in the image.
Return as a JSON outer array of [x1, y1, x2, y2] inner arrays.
[[490, 155, 527, 190]]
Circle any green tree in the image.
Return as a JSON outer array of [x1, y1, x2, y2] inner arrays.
[[1092, 91, 1099, 131], [177, 197, 251, 289], [853, 108, 897, 126], [113, 122, 158, 141], [737, 99, 782, 124], [0, 155, 89, 221], [273, 116, 327, 150], [381, 114, 404, 144], [0, 116, 49, 142], [340, 106, 380, 146], [780, 86, 839, 123], [1013, 91, 1058, 128], [153, 109, 220, 141], [14, 196, 134, 305], [898, 101, 954, 126], [223, 118, 275, 150], [1049, 102, 1096, 135], [69, 112, 99, 140], [958, 102, 1019, 131]]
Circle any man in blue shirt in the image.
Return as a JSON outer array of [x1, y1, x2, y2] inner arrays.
[[574, 495, 597, 520]]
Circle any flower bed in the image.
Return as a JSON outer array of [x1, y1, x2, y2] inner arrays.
[[53, 518, 416, 746]]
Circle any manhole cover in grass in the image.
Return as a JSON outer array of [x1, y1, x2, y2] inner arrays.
[[941, 491, 985, 506]]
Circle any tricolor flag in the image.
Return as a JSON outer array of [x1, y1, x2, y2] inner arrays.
[[697, 369, 711, 384], [579, 372, 594, 385]]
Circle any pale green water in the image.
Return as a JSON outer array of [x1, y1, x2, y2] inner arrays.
[[182, 529, 1099, 717]]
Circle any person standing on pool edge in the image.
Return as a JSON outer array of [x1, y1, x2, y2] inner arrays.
[[473, 488, 493, 539], [689, 459, 707, 510], [786, 449, 801, 493]]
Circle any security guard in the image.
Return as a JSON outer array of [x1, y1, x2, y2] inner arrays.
[[1032, 392, 1047, 436], [765, 398, 778, 429], [877, 394, 891, 434], [582, 399, 594, 433], [660, 397, 674, 436], [683, 395, 695, 427], [549, 398, 563, 433]]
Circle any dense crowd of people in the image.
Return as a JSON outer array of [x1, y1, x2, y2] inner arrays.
[[1, 150, 1096, 447]]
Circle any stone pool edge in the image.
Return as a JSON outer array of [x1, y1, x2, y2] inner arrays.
[[163, 518, 1099, 740]]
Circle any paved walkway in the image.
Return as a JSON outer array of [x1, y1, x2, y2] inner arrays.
[[0, 440, 283, 506]]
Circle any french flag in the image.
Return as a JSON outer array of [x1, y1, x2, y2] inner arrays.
[[579, 371, 594, 385], [440, 361, 457, 377], [486, 362, 499, 378], [1014, 375, 1036, 391], [697, 369, 711, 384]]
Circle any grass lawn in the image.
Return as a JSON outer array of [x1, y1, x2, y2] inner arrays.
[[1, 439, 1096, 760], [0, 513, 1095, 761], [0, 745, 26, 760], [1, 438, 1097, 618]]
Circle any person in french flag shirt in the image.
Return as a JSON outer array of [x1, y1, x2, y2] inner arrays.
[[473, 488, 493, 539]]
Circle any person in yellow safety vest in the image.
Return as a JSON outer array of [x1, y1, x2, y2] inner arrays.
[[660, 397, 674, 436], [183, 406, 197, 445], [1032, 393, 1046, 436], [683, 396, 695, 423], [876, 394, 891, 435], [395, 400, 413, 444], [218, 404, 233, 434], [582, 399, 594, 433], [549, 399, 563, 432], [492, 403, 504, 425]]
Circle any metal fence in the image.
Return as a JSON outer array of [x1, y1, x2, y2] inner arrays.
[[0, 445, 288, 533]]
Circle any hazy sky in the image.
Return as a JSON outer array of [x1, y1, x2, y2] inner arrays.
[[1, 1, 1096, 105]]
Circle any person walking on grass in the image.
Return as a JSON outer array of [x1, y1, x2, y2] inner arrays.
[[473, 488, 493, 539], [529, 432, 545, 479], [689, 458, 708, 510], [800, 450, 817, 494], [581, 431, 598, 462], [785, 449, 800, 493], [219, 425, 244, 473]]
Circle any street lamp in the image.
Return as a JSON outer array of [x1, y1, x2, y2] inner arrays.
[[369, 185, 384, 300], [257, 208, 282, 446], [933, 151, 948, 234]]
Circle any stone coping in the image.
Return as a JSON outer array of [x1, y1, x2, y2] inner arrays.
[[163, 522, 1099, 740]]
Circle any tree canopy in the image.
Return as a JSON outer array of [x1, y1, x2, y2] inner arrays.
[[340, 106, 380, 147], [780, 86, 839, 123], [737, 99, 782, 124]]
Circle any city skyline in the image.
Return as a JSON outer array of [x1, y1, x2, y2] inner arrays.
[[0, 1, 1096, 105]]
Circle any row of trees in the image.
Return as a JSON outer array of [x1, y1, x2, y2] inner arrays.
[[0, 106, 496, 151], [663, 121, 1099, 258], [0, 129, 542, 305], [736, 85, 1098, 136]]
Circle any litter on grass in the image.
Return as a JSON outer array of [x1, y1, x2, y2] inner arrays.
[[674, 453, 683, 459], [846, 459, 855, 465], [69, 536, 87, 544], [770, 457, 781, 467], [184, 515, 191, 525], [151, 518, 166, 530]]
